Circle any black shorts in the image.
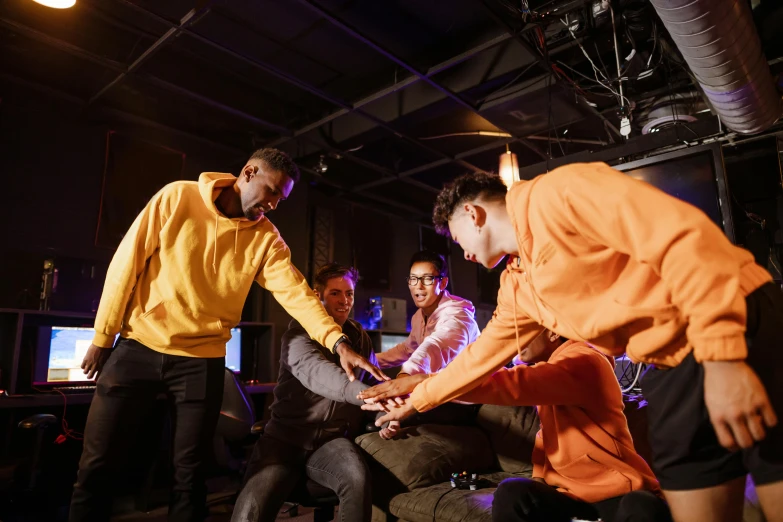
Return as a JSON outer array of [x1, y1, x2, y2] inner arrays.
[[641, 282, 783, 490]]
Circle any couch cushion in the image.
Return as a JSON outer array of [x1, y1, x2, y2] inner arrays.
[[389, 471, 517, 522], [357, 424, 495, 491], [475, 405, 539, 475]]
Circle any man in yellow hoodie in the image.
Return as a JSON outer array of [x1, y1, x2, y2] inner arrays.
[[365, 166, 783, 522], [69, 148, 385, 522]]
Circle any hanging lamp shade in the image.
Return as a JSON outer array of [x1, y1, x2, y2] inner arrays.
[[498, 146, 519, 190], [31, 0, 76, 8]]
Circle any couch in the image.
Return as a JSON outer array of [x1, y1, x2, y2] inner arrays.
[[356, 404, 539, 522], [357, 400, 766, 522]]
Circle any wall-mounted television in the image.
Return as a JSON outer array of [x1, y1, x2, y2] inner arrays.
[[613, 143, 735, 242]]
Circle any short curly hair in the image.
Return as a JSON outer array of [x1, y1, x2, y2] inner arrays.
[[248, 148, 300, 183], [313, 263, 359, 294], [432, 172, 507, 235]]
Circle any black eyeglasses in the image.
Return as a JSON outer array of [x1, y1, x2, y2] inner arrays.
[[406, 275, 443, 286]]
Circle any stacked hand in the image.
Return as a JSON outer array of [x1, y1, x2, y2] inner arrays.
[[358, 373, 428, 433], [336, 343, 389, 383]]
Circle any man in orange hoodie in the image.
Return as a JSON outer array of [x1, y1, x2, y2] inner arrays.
[[459, 329, 670, 522], [362, 165, 783, 522]]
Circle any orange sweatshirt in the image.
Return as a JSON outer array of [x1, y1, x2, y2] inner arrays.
[[458, 340, 660, 504], [411, 162, 770, 412]]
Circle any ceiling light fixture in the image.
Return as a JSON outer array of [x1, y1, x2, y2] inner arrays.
[[31, 0, 76, 8], [498, 145, 519, 190]]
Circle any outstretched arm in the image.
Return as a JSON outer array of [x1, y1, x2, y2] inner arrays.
[[409, 269, 544, 413], [283, 331, 368, 406]]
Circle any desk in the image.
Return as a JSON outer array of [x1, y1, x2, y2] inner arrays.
[[0, 382, 277, 409]]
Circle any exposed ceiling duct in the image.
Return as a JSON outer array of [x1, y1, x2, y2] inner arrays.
[[650, 0, 782, 134]]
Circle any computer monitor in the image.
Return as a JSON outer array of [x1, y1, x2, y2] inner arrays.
[[614, 143, 735, 242], [34, 326, 117, 385], [380, 333, 408, 352], [226, 327, 241, 373], [33, 326, 242, 385]]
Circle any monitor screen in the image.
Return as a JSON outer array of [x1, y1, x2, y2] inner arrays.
[[226, 328, 241, 373], [43, 327, 117, 384], [35, 326, 242, 384], [380, 334, 409, 352], [614, 145, 734, 240]]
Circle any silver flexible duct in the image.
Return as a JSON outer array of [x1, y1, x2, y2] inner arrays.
[[650, 0, 782, 134]]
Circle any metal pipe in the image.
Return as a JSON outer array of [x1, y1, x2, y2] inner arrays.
[[650, 0, 782, 134], [609, 7, 624, 110]]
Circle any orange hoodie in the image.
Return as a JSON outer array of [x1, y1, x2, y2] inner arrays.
[[411, 162, 770, 413], [458, 340, 660, 504]]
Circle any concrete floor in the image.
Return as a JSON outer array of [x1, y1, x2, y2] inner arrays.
[[111, 492, 319, 521]]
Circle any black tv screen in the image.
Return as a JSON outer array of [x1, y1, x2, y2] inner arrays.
[[615, 144, 734, 242]]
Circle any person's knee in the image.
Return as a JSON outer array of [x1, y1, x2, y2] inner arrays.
[[492, 478, 537, 520], [616, 490, 673, 522], [338, 458, 371, 496]]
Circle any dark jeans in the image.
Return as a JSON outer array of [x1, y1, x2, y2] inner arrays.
[[69, 338, 225, 522], [231, 434, 371, 522], [492, 478, 673, 522]]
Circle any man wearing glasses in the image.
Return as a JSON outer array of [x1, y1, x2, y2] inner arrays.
[[366, 250, 480, 438]]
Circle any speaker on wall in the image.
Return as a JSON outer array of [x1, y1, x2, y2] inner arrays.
[[95, 131, 186, 249]]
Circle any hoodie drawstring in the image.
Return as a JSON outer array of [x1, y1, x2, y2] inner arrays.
[[212, 217, 240, 274], [512, 275, 521, 360], [212, 214, 218, 274], [234, 221, 239, 254]]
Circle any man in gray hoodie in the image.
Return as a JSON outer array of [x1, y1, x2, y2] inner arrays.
[[231, 263, 380, 522]]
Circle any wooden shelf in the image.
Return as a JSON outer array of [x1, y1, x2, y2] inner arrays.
[[0, 308, 96, 319]]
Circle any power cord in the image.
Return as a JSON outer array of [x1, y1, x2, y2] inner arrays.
[[32, 386, 84, 441], [432, 486, 457, 522]]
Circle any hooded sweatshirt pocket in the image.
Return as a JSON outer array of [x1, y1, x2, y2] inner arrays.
[[134, 298, 227, 349]]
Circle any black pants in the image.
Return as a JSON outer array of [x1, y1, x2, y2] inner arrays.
[[231, 434, 371, 522], [642, 282, 783, 490], [492, 478, 673, 522], [69, 338, 225, 522]]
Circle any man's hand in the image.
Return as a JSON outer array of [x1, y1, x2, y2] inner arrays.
[[703, 360, 778, 451], [380, 420, 401, 440], [336, 343, 389, 382], [374, 399, 416, 426], [81, 344, 114, 380], [358, 373, 427, 402]]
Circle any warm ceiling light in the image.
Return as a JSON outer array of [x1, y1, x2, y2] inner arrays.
[[31, 0, 76, 8], [498, 145, 519, 190]]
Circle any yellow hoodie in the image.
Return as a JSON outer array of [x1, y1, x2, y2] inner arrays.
[[92, 172, 343, 358]]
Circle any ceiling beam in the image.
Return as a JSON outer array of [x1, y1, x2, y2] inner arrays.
[[352, 137, 516, 192], [295, 0, 548, 161], [2, 71, 430, 219], [0, 17, 292, 136], [265, 32, 514, 148], [87, 6, 211, 106], [0, 72, 247, 157], [108, 0, 490, 175]]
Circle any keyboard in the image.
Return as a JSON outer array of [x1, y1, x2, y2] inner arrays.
[[51, 385, 97, 393]]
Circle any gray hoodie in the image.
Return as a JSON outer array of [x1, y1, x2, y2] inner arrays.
[[264, 318, 380, 450]]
